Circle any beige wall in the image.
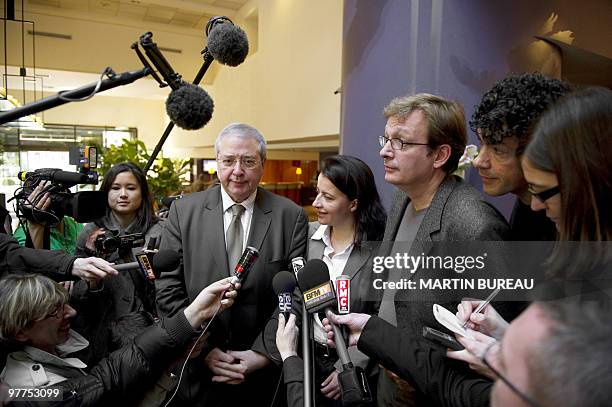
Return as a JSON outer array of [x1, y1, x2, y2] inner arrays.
[[4, 0, 343, 159]]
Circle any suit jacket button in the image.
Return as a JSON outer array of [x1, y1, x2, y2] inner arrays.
[[32, 364, 41, 371]]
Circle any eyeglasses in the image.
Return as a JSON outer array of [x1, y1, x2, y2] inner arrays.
[[481, 341, 542, 407], [42, 303, 66, 320], [217, 156, 261, 170], [528, 185, 560, 203], [378, 135, 430, 150]]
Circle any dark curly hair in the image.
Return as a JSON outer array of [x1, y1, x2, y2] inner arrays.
[[470, 73, 572, 154]]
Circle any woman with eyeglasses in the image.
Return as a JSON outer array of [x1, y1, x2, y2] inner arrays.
[[0, 273, 237, 405]]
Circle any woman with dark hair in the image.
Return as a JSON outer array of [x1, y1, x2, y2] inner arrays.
[[522, 86, 612, 275], [77, 161, 159, 260], [308, 155, 386, 403], [73, 162, 162, 365]]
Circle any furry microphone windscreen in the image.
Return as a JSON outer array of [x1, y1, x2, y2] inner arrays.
[[207, 23, 249, 67], [165, 83, 214, 130]]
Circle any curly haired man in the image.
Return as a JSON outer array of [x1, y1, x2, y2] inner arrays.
[[471, 73, 571, 240]]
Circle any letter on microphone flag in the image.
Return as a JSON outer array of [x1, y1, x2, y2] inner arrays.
[[336, 275, 350, 314]]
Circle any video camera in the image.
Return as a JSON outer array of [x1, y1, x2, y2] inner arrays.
[[95, 230, 146, 254], [14, 146, 107, 227]]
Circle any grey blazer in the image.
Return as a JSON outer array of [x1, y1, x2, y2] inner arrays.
[[381, 176, 511, 335], [156, 184, 308, 351], [307, 222, 380, 373], [307, 222, 378, 314]]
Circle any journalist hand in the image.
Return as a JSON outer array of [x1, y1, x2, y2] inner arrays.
[[456, 300, 509, 340], [322, 312, 371, 347], [276, 313, 298, 361], [72, 257, 118, 283], [184, 277, 239, 328]]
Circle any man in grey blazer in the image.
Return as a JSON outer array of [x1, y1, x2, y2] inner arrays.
[[156, 123, 308, 406], [376, 94, 511, 406]]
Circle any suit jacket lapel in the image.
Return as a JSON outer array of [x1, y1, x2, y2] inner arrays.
[[414, 176, 457, 244], [247, 187, 272, 252], [203, 186, 230, 278]]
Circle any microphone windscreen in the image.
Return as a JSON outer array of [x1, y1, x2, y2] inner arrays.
[[207, 23, 249, 67], [296, 259, 330, 292], [165, 84, 214, 130], [272, 271, 297, 296], [152, 249, 181, 276]]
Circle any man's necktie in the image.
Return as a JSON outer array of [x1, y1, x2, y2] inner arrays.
[[226, 204, 245, 274]]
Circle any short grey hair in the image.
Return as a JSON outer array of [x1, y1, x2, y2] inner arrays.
[[214, 123, 267, 162], [526, 301, 612, 407], [0, 274, 68, 343]]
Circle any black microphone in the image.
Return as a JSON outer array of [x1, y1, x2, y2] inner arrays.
[[272, 271, 297, 319], [206, 18, 249, 67], [232, 246, 259, 285], [297, 259, 372, 405], [151, 249, 182, 278], [113, 249, 180, 280], [296, 259, 351, 367], [18, 169, 96, 186], [137, 32, 214, 130]]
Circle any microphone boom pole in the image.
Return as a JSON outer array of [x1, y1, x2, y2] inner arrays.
[[0, 67, 151, 126]]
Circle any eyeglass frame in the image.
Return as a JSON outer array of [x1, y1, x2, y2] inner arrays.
[[217, 155, 262, 170], [481, 341, 543, 407], [528, 185, 560, 203], [378, 135, 432, 150], [31, 302, 67, 323]]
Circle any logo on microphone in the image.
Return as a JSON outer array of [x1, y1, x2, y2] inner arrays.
[[336, 275, 350, 314], [303, 281, 334, 311], [278, 293, 292, 313]]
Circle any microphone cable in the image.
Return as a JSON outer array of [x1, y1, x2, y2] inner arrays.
[[162, 299, 223, 407]]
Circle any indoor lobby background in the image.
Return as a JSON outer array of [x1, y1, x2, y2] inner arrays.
[[1, 0, 611, 226]]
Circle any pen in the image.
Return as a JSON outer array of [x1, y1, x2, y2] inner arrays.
[[462, 288, 501, 329]]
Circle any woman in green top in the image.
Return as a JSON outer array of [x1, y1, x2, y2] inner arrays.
[[12, 180, 84, 254]]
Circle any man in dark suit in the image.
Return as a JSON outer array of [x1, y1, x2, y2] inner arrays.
[[156, 123, 308, 406], [376, 93, 511, 406]]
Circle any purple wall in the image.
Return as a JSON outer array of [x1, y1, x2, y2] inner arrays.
[[340, 0, 611, 217]]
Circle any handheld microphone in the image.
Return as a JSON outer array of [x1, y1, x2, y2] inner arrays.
[[291, 256, 314, 407], [296, 259, 350, 366], [272, 271, 297, 319], [112, 249, 180, 280], [297, 259, 372, 406], [151, 249, 182, 278], [232, 246, 259, 285]]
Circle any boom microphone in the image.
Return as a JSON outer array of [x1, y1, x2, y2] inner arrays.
[[206, 19, 249, 67], [165, 84, 214, 130], [136, 32, 214, 130], [272, 271, 297, 319]]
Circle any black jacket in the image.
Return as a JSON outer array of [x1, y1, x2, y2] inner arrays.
[[12, 311, 200, 407], [358, 316, 492, 407], [0, 233, 76, 281]]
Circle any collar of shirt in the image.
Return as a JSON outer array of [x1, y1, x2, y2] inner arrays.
[[311, 224, 354, 269]]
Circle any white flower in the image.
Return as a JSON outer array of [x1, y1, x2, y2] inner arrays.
[[458, 144, 479, 168]]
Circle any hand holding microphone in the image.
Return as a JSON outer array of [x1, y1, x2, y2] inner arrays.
[[322, 312, 372, 348]]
